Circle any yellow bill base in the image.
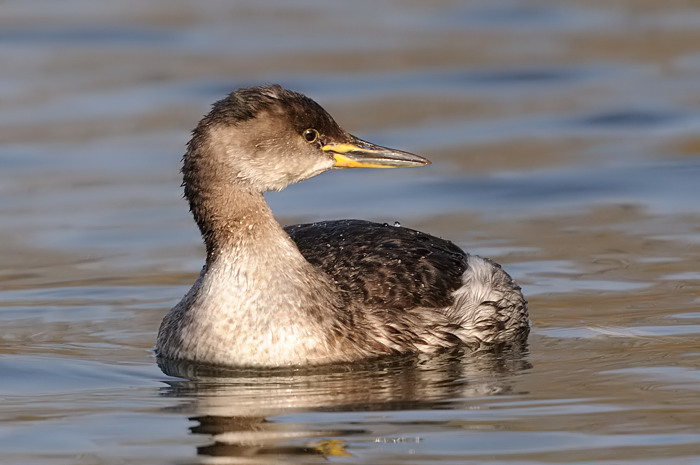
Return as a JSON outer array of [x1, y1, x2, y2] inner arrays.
[[332, 153, 395, 169]]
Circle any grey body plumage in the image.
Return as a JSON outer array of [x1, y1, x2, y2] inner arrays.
[[156, 84, 529, 367]]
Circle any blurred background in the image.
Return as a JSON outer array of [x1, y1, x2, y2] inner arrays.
[[1, 1, 699, 464]]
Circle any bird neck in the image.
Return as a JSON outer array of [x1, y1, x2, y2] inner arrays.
[[186, 178, 335, 297], [181, 139, 271, 258], [192, 182, 278, 261]]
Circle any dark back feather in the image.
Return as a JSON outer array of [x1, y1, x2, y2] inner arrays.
[[285, 220, 467, 310]]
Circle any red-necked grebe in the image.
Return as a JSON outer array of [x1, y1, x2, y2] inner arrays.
[[156, 84, 528, 367]]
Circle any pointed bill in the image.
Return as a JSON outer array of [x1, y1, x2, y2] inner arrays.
[[323, 136, 430, 169]]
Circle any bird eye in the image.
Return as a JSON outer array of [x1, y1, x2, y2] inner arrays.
[[303, 128, 319, 143]]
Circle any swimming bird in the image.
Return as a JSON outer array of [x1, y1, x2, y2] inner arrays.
[[156, 84, 528, 367]]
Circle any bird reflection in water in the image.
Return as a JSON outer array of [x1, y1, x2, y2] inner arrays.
[[158, 344, 530, 461]]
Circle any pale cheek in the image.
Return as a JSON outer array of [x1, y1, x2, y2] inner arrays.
[[308, 156, 336, 176]]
